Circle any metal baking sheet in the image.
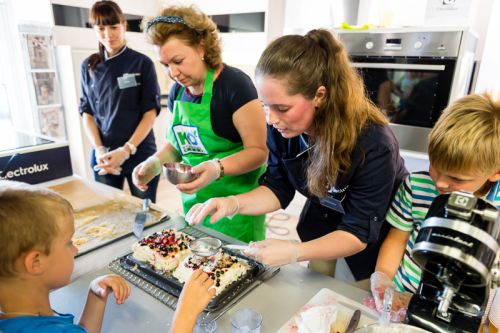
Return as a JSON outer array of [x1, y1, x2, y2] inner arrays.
[[73, 199, 169, 257], [109, 226, 278, 316]]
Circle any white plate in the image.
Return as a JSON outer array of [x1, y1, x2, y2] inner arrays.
[[277, 288, 378, 333]]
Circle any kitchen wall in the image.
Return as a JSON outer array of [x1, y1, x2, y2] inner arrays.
[[7, 0, 500, 183], [49, 0, 283, 180]]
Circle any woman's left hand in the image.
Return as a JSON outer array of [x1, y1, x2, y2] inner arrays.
[[176, 160, 219, 194]]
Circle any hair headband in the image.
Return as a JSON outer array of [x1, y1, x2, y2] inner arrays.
[[145, 15, 200, 33]]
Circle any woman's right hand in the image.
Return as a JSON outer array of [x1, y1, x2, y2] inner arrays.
[[185, 196, 239, 225], [132, 156, 162, 191]]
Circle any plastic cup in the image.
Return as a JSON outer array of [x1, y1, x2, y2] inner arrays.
[[230, 308, 262, 333], [193, 315, 217, 333]]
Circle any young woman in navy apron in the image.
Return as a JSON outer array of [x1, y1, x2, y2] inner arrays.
[[187, 29, 408, 285]]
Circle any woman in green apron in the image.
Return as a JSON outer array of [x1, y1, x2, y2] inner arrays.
[[133, 6, 267, 242]]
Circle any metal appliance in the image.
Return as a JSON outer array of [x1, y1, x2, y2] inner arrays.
[[336, 28, 477, 153], [407, 191, 500, 333]]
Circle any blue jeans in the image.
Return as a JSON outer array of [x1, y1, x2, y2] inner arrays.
[[93, 171, 160, 203]]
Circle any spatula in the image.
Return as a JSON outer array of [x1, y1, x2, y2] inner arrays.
[[133, 198, 150, 238]]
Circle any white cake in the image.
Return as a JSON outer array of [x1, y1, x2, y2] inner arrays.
[[131, 229, 192, 272], [173, 250, 249, 295]]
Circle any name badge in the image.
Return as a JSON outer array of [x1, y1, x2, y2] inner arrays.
[[319, 185, 349, 214], [320, 197, 346, 214], [117, 73, 139, 89]]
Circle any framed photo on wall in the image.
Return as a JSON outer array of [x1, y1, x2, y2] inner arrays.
[[26, 35, 53, 69], [38, 106, 65, 138], [19, 27, 67, 140], [32, 72, 60, 105]]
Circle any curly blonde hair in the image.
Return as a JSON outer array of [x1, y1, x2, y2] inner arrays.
[[0, 181, 73, 278], [144, 5, 222, 70], [256, 29, 387, 198]]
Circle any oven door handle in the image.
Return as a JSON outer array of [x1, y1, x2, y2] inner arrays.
[[352, 62, 445, 71]]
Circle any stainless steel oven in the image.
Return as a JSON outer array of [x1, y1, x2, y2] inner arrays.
[[336, 29, 477, 152]]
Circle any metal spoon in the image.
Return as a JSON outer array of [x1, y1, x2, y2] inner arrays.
[[188, 237, 222, 257], [188, 237, 250, 257]]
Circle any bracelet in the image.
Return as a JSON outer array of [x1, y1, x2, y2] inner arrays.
[[210, 158, 224, 179], [214, 158, 225, 178], [125, 142, 137, 155]]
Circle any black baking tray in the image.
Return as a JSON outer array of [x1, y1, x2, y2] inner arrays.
[[116, 245, 266, 312]]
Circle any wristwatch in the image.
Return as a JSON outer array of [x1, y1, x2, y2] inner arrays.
[[125, 142, 137, 155]]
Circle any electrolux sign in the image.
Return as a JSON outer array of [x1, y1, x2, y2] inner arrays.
[[0, 146, 72, 184]]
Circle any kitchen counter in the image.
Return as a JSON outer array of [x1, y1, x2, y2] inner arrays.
[[45, 177, 372, 332], [51, 248, 370, 333]]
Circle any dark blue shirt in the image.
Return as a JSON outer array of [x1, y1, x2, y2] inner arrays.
[[261, 123, 408, 280], [79, 47, 161, 173], [167, 65, 257, 143]]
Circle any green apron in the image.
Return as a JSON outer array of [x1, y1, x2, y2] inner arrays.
[[168, 69, 266, 242]]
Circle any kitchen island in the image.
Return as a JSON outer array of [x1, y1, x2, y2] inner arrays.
[[46, 177, 373, 332], [51, 251, 371, 332]]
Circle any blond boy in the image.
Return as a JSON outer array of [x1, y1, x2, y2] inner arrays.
[[0, 181, 215, 333], [372, 93, 500, 312]]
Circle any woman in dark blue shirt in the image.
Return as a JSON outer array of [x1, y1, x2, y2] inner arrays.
[[187, 29, 408, 283], [79, 1, 161, 201]]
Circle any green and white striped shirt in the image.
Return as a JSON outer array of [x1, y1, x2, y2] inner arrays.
[[386, 171, 500, 293]]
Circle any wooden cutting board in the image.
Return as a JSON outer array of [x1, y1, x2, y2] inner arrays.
[[277, 288, 378, 333]]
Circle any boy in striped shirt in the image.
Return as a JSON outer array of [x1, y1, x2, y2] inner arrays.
[[370, 93, 500, 318]]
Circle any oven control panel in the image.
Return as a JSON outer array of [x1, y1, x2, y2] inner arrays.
[[336, 30, 463, 58]]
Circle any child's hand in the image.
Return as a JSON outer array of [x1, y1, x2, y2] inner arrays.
[[177, 270, 216, 316], [369, 271, 412, 322], [89, 274, 131, 304]]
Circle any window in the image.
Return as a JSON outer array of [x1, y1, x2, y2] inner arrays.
[[52, 4, 143, 32], [0, 0, 67, 143], [0, 0, 14, 134], [211, 12, 265, 33]]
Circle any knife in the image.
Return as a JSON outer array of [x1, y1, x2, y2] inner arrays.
[[133, 198, 151, 238], [345, 309, 361, 333]]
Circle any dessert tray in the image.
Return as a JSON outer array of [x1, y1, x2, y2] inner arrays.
[[109, 226, 279, 320]]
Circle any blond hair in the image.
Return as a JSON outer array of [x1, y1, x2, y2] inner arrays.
[[429, 93, 500, 195], [144, 5, 222, 70], [0, 181, 73, 278], [256, 29, 387, 198]]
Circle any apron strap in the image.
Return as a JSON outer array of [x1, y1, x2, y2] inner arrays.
[[200, 68, 214, 106], [174, 68, 214, 106]]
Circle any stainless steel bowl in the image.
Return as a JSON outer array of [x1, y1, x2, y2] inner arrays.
[[163, 162, 199, 185]]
